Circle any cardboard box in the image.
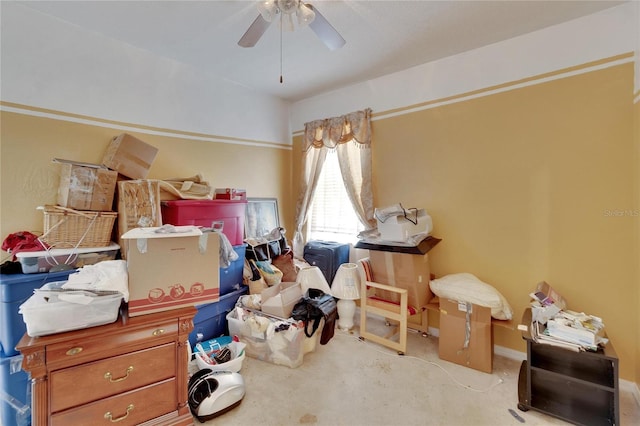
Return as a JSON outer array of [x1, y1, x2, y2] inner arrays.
[[261, 281, 303, 318], [117, 180, 163, 258], [377, 208, 432, 242], [55, 159, 118, 211], [102, 133, 158, 179], [214, 188, 247, 200], [367, 251, 432, 310], [122, 226, 220, 317], [438, 298, 493, 373]]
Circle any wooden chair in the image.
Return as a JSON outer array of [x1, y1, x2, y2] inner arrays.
[[357, 257, 411, 354]]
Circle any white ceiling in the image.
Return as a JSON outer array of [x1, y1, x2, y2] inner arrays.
[[18, 0, 625, 102]]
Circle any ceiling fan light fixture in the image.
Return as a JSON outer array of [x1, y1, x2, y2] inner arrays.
[[297, 3, 315, 27], [258, 0, 278, 22], [239, 0, 345, 51], [278, 0, 299, 15]]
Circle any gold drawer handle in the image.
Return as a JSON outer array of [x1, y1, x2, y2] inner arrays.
[[66, 347, 83, 356], [104, 366, 133, 383], [104, 404, 134, 423], [152, 328, 165, 336]]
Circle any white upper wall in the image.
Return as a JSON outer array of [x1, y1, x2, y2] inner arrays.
[[2, 2, 637, 141], [291, 2, 638, 131], [0, 2, 291, 145]]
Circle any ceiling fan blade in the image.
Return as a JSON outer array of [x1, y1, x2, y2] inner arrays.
[[238, 14, 272, 48], [306, 4, 345, 51]]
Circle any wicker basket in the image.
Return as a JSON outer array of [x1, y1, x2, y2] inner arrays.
[[41, 205, 117, 248]]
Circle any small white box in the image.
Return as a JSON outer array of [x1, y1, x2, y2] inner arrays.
[[16, 242, 120, 274], [377, 208, 432, 242], [260, 282, 303, 318], [19, 282, 122, 337]]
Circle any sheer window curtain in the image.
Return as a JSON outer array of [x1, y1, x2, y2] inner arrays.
[[293, 108, 376, 259]]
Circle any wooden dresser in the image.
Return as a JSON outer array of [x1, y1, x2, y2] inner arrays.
[[16, 306, 196, 426]]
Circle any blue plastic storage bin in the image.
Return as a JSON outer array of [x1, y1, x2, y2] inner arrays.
[[220, 244, 246, 296], [0, 354, 30, 426], [0, 270, 75, 357], [189, 285, 249, 348]]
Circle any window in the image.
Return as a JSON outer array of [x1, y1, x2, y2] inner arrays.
[[308, 149, 364, 244]]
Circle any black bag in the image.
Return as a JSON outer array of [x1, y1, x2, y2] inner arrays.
[[245, 239, 281, 261], [291, 288, 337, 344], [245, 228, 291, 262]]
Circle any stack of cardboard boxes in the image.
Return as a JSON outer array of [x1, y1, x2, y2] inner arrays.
[[364, 212, 510, 374]]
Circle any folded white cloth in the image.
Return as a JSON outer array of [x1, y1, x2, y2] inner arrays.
[[63, 260, 129, 302]]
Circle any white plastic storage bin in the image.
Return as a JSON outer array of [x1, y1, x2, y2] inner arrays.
[[19, 281, 123, 337], [16, 242, 119, 274], [193, 338, 246, 372], [226, 306, 320, 368]]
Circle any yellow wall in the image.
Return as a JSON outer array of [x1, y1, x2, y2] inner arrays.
[[0, 109, 294, 245], [294, 60, 638, 381]]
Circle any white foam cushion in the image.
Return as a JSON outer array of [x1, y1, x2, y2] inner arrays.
[[429, 273, 513, 320]]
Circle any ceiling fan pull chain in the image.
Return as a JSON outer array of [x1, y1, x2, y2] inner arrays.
[[280, 12, 284, 84]]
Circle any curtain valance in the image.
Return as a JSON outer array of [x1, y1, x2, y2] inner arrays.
[[303, 108, 372, 151]]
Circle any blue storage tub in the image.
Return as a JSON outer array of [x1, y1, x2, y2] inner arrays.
[[0, 354, 30, 426], [220, 244, 246, 296], [0, 269, 75, 357], [189, 285, 249, 348]]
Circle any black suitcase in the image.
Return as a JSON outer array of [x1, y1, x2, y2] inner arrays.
[[303, 240, 350, 285]]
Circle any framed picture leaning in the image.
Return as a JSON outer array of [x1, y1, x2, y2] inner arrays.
[[245, 198, 280, 239]]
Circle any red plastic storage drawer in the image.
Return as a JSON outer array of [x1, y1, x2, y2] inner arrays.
[[161, 200, 247, 245]]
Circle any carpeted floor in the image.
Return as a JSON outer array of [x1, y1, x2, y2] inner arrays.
[[194, 311, 640, 426]]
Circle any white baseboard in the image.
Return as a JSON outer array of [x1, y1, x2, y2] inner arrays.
[[494, 344, 527, 362], [629, 381, 640, 407]]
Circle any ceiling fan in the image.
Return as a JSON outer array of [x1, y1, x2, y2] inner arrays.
[[238, 0, 346, 51]]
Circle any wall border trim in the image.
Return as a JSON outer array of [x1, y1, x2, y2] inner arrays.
[[371, 53, 634, 122], [0, 101, 291, 150]]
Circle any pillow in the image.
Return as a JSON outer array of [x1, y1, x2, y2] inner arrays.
[[272, 254, 298, 282], [429, 273, 513, 320]]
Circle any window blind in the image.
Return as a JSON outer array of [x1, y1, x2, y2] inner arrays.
[[309, 150, 363, 243]]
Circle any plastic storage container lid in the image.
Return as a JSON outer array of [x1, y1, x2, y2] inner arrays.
[[15, 242, 119, 260]]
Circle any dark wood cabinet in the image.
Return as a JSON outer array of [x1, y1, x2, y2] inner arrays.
[[517, 308, 619, 425], [16, 306, 196, 426]]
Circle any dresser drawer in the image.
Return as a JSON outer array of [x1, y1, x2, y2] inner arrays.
[[50, 378, 178, 426], [46, 319, 179, 368], [50, 343, 176, 412]]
